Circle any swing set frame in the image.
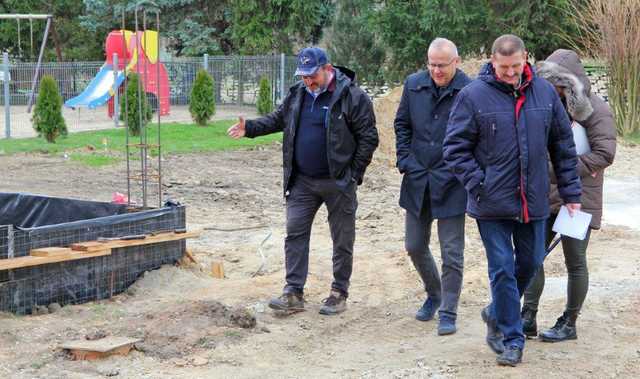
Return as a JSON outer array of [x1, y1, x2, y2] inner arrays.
[[0, 13, 53, 113]]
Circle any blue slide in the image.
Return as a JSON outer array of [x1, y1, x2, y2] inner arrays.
[[65, 64, 125, 109]]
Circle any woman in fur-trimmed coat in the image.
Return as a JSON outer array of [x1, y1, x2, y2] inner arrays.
[[522, 49, 617, 342]]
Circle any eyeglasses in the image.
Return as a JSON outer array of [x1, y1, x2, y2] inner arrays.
[[427, 57, 457, 70]]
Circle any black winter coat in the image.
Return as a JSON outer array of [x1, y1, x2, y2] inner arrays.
[[394, 69, 471, 218], [245, 66, 379, 194]]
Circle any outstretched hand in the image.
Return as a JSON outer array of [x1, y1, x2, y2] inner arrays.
[[227, 117, 246, 139]]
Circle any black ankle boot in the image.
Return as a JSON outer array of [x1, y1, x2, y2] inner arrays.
[[539, 312, 578, 342], [496, 346, 523, 367], [521, 306, 537, 338]]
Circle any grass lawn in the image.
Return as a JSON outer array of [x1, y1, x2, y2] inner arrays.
[[0, 120, 282, 167]]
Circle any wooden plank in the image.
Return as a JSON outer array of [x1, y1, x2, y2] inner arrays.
[[69, 241, 104, 250], [211, 261, 225, 279], [0, 250, 111, 271], [61, 337, 141, 361], [184, 249, 198, 264], [30, 247, 74, 257], [61, 337, 141, 353], [71, 230, 201, 253], [0, 230, 200, 271], [67, 345, 133, 361]]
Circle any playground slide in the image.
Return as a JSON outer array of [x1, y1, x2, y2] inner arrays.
[[65, 64, 125, 109]]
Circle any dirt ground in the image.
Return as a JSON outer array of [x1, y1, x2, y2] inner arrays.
[[1, 102, 640, 377]]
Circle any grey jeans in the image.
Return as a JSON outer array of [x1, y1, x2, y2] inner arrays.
[[283, 174, 358, 296], [405, 203, 465, 320]]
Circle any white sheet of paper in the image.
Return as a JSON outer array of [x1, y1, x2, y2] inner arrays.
[[572, 121, 591, 155], [552, 205, 592, 240]]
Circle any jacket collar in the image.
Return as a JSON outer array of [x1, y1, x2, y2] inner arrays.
[[326, 67, 351, 106], [478, 61, 537, 94], [411, 69, 469, 92], [295, 66, 352, 96], [305, 66, 336, 97], [331, 66, 351, 94], [290, 66, 353, 117]]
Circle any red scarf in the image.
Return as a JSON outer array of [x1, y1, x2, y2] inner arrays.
[[514, 64, 534, 223], [495, 63, 534, 222]]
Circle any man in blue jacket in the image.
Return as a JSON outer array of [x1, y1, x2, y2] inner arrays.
[[394, 38, 471, 336], [443, 35, 581, 366]]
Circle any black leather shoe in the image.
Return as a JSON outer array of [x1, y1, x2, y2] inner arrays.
[[481, 306, 505, 354], [496, 346, 523, 367], [539, 313, 577, 342], [521, 305, 537, 338]]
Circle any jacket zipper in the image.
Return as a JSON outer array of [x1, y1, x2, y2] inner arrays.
[[284, 89, 303, 196], [325, 101, 336, 178], [512, 92, 525, 222], [325, 89, 346, 179]]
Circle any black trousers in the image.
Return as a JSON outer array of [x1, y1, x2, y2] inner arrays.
[[523, 214, 591, 317], [283, 175, 358, 296]]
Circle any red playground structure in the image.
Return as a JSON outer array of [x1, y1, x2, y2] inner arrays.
[[65, 29, 170, 117], [107, 30, 170, 117]]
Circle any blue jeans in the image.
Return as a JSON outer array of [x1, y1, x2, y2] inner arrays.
[[476, 219, 546, 350]]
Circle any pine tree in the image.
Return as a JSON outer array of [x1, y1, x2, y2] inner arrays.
[[189, 69, 216, 126], [256, 76, 273, 115], [31, 75, 67, 143], [120, 73, 152, 136]]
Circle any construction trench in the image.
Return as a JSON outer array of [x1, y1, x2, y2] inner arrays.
[[0, 192, 195, 315]]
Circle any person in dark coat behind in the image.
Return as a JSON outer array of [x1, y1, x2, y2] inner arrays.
[[522, 49, 616, 342], [443, 35, 582, 366], [228, 47, 379, 316], [394, 38, 471, 336]]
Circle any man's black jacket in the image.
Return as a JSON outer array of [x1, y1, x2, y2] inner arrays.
[[245, 66, 379, 194]]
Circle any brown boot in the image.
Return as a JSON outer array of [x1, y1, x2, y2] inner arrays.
[[319, 290, 347, 315], [268, 292, 305, 313]]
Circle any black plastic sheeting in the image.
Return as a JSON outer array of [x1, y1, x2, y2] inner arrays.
[[0, 193, 187, 315], [16, 201, 182, 237], [0, 192, 128, 229]]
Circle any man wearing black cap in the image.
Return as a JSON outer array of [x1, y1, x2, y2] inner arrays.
[[228, 47, 378, 315]]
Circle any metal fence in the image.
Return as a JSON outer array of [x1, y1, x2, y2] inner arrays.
[[1, 54, 298, 139]]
